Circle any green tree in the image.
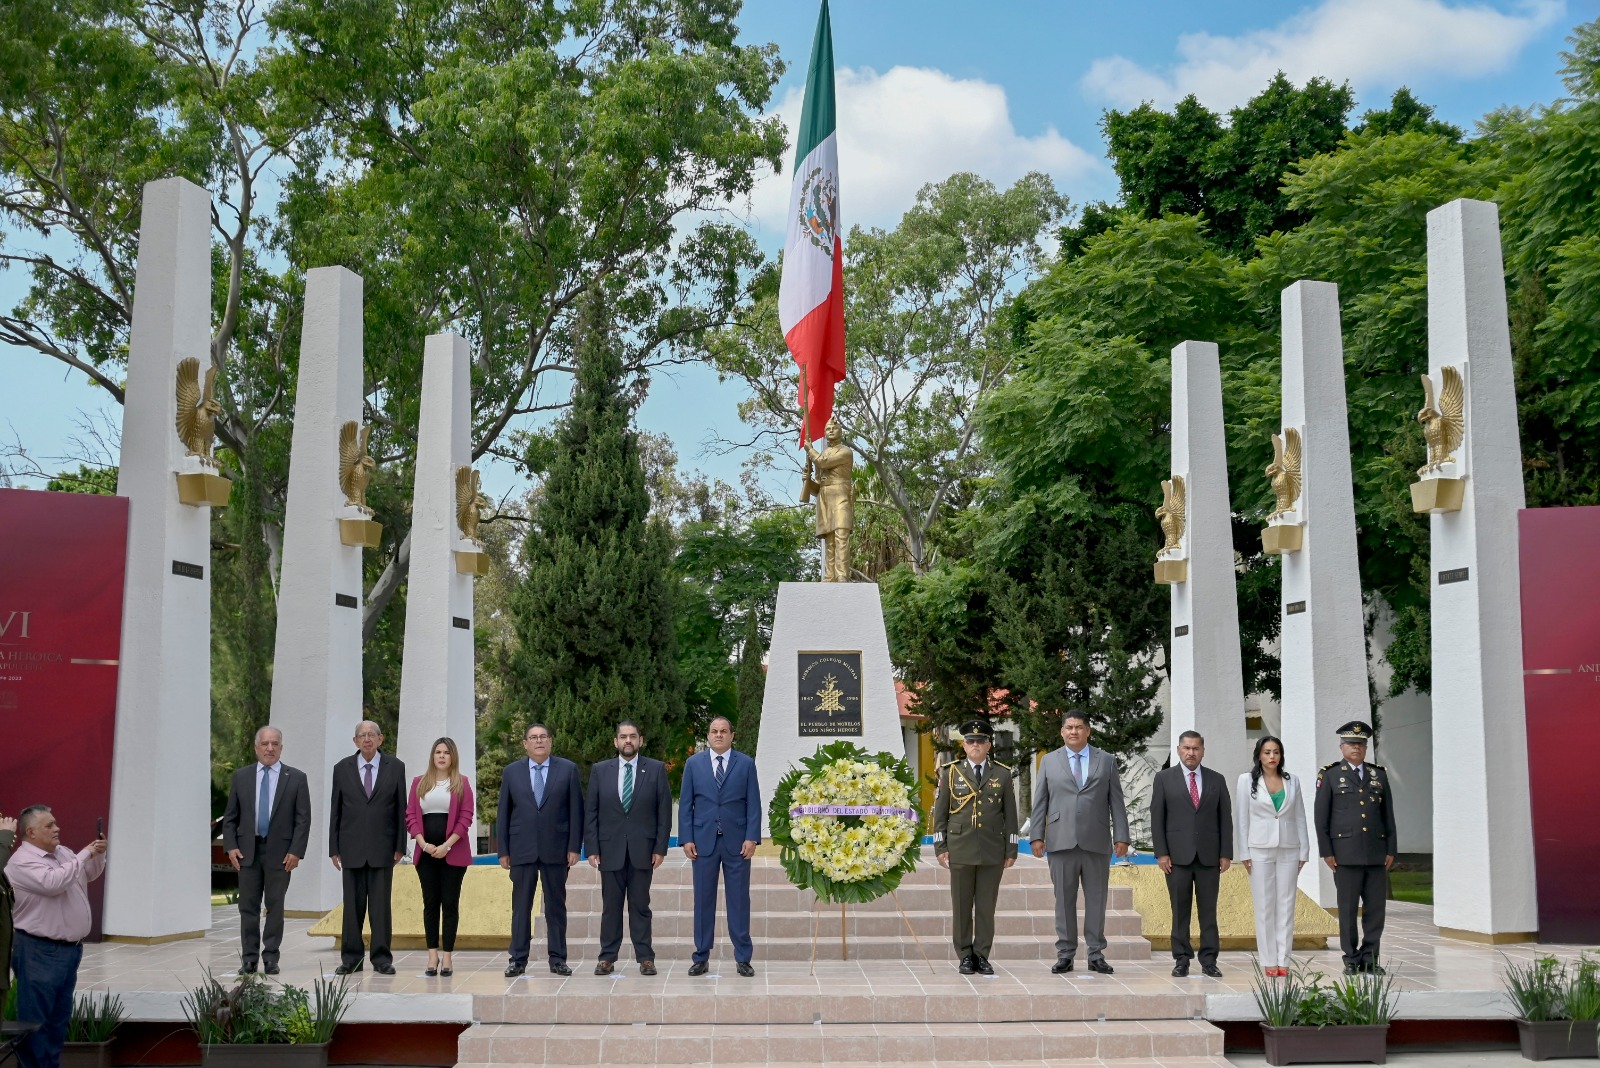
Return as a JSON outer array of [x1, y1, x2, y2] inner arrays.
[[734, 612, 766, 758], [1102, 74, 1355, 254], [502, 289, 684, 770]]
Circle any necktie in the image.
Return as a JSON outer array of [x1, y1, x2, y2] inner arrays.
[[1189, 769, 1200, 810], [622, 762, 634, 812], [1072, 751, 1084, 787], [973, 762, 984, 784], [533, 763, 546, 806], [257, 766, 271, 837], [362, 762, 374, 799], [715, 754, 726, 785]]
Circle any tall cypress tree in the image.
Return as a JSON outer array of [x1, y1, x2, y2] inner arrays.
[[505, 289, 684, 767], [734, 612, 766, 756]]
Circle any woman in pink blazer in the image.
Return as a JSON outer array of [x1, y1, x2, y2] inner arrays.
[[407, 737, 475, 977]]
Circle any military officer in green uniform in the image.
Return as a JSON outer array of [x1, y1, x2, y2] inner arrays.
[[931, 719, 1019, 975], [1314, 720, 1397, 975]]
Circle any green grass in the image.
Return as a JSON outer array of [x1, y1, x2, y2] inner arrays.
[[1389, 869, 1433, 905]]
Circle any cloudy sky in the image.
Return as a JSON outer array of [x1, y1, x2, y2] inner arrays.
[[2, 0, 1585, 499]]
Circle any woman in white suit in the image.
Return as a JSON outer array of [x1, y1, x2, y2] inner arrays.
[[1235, 735, 1309, 976]]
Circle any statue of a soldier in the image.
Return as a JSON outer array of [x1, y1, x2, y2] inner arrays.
[[802, 418, 854, 582]]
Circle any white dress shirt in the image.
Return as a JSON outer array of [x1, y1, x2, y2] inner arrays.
[[1182, 765, 1203, 800], [617, 756, 639, 802]]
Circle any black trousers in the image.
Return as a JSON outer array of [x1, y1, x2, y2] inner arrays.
[[1334, 863, 1388, 966], [238, 839, 292, 967], [340, 864, 395, 969], [598, 854, 655, 963], [1166, 860, 1221, 965], [417, 856, 467, 951], [509, 862, 569, 966]]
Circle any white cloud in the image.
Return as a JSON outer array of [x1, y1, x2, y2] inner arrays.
[[1082, 0, 1566, 112], [739, 65, 1101, 243]]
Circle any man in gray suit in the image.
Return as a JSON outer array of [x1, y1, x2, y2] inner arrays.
[[221, 725, 311, 976], [1029, 710, 1130, 974], [584, 720, 671, 976]]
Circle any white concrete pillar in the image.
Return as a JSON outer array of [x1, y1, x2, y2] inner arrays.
[[103, 177, 216, 941], [269, 266, 369, 913], [1275, 281, 1371, 908], [397, 333, 478, 833], [1426, 199, 1538, 940], [1165, 341, 1250, 781]]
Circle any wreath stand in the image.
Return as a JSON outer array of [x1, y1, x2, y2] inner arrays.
[[809, 890, 936, 975]]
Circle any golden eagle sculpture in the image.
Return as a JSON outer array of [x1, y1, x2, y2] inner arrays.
[[175, 357, 223, 464], [1417, 365, 1465, 475], [1267, 427, 1302, 520], [338, 421, 376, 512], [455, 465, 483, 543], [1156, 475, 1186, 555]]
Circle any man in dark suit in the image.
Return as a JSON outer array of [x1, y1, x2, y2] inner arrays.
[[584, 720, 670, 975], [678, 716, 761, 977], [498, 722, 583, 977], [328, 720, 408, 975], [1150, 730, 1233, 977], [1315, 720, 1397, 975], [221, 725, 311, 975]]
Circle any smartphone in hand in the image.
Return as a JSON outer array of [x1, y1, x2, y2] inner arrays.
[[97, 817, 106, 840]]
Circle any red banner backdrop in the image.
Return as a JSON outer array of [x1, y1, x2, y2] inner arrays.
[[1519, 505, 1600, 944], [0, 487, 129, 939]]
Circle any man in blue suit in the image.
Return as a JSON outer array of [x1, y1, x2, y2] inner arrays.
[[498, 723, 583, 977], [677, 716, 761, 977]]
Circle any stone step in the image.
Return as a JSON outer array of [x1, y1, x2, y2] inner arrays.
[[457, 1020, 1224, 1064], [536, 908, 1147, 940], [518, 932, 1152, 961], [475, 987, 1204, 1026], [557, 859, 1066, 887], [555, 884, 1135, 913]]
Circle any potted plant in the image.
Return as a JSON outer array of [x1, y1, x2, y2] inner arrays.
[[62, 991, 125, 1068], [1504, 954, 1600, 1061], [1253, 958, 1397, 1066], [181, 969, 352, 1066]]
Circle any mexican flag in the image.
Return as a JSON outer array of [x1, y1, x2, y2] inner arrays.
[[779, 0, 845, 444]]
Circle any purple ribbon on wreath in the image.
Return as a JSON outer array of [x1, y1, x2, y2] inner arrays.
[[788, 804, 917, 820]]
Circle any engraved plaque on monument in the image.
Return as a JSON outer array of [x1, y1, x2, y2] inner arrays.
[[797, 651, 863, 736]]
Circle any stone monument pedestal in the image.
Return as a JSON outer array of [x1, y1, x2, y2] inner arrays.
[[754, 582, 904, 839]]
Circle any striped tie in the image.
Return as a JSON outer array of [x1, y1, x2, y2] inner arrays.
[[622, 762, 634, 812]]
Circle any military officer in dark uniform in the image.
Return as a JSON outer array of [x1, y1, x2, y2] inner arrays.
[[1314, 720, 1397, 974], [931, 719, 1019, 976]]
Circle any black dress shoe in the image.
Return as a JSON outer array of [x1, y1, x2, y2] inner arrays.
[[975, 957, 995, 976], [439, 967, 452, 978], [959, 955, 976, 975], [1172, 960, 1190, 977], [425, 967, 438, 977], [1087, 958, 1114, 974], [1051, 958, 1074, 974], [1366, 962, 1386, 975], [736, 961, 755, 978], [334, 963, 363, 975], [687, 961, 709, 976], [550, 962, 572, 976], [1202, 964, 1223, 978], [373, 963, 396, 976], [238, 964, 257, 976], [1344, 963, 1360, 975], [595, 960, 615, 976], [263, 964, 279, 976], [638, 961, 656, 976], [504, 962, 526, 978]]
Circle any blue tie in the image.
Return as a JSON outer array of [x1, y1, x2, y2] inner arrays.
[[715, 754, 726, 786], [257, 766, 271, 837], [533, 762, 546, 806]]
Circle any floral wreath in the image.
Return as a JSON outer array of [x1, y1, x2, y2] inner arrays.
[[768, 740, 923, 904]]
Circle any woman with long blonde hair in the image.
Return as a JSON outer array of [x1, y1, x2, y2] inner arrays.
[[406, 737, 474, 976]]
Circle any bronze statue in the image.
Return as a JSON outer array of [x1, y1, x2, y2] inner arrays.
[[1156, 475, 1186, 556], [1416, 365, 1465, 475], [338, 421, 376, 513], [1267, 428, 1302, 520], [175, 357, 223, 465], [802, 418, 854, 582]]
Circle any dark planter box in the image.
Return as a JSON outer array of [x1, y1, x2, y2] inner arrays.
[[1262, 1023, 1390, 1066], [201, 1042, 330, 1067], [60, 1040, 113, 1068], [1517, 1019, 1600, 1061]]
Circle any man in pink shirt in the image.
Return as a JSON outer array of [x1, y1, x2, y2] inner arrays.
[[5, 805, 108, 1068]]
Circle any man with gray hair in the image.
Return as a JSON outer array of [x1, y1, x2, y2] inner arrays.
[[221, 726, 311, 975], [5, 805, 107, 1068], [329, 721, 408, 975]]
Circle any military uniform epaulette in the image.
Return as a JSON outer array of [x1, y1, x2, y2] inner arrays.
[[992, 760, 1013, 772], [1316, 760, 1340, 785]]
